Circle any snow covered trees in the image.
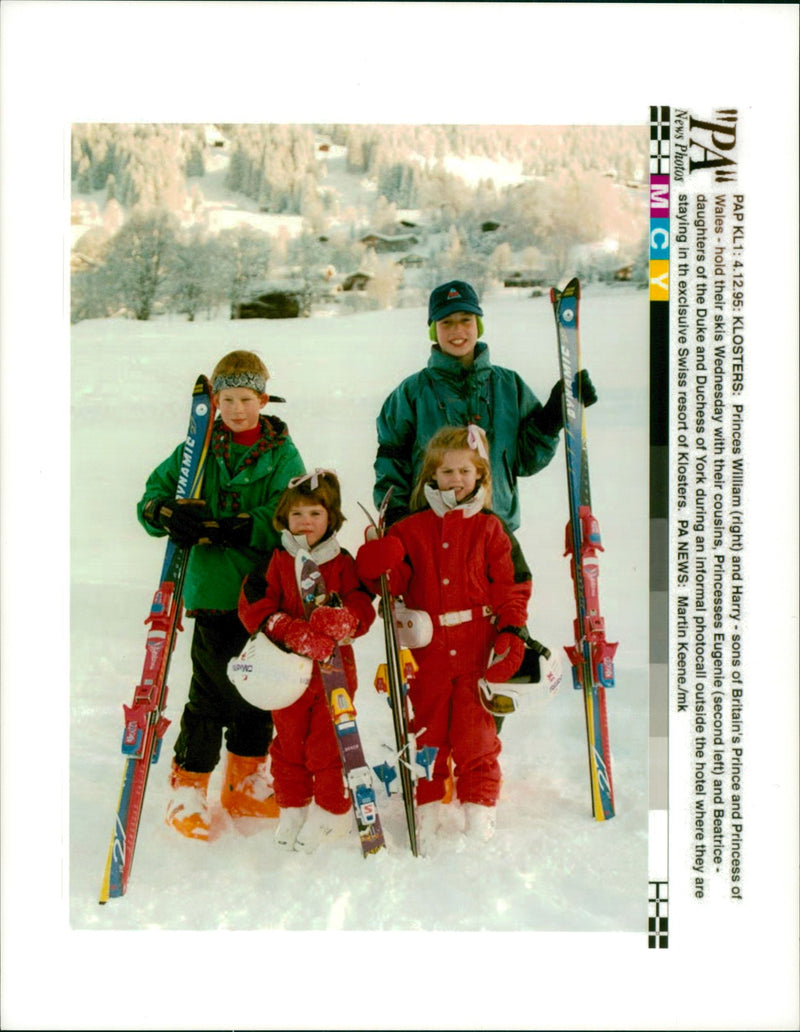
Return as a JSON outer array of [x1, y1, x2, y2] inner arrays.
[[103, 209, 178, 321]]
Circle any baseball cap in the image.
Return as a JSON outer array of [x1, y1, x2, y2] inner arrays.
[[427, 280, 484, 324]]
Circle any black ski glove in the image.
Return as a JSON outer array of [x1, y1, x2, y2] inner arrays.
[[143, 497, 222, 548], [576, 369, 598, 408], [536, 370, 598, 437], [218, 512, 254, 548]]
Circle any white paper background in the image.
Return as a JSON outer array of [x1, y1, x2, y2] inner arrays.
[[1, 3, 797, 1029]]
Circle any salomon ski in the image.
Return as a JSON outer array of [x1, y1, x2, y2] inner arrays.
[[359, 491, 423, 857], [295, 551, 385, 856], [550, 279, 617, 821], [99, 376, 215, 901]]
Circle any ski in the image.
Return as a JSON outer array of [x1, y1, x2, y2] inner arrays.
[[550, 278, 617, 821], [359, 491, 423, 857], [99, 375, 215, 901], [295, 551, 386, 856]]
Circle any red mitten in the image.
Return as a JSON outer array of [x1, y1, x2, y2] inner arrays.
[[309, 605, 359, 643], [356, 536, 406, 580], [485, 632, 525, 683], [266, 613, 335, 661], [264, 612, 293, 647]]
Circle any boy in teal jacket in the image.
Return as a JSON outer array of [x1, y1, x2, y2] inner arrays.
[[373, 280, 596, 529], [138, 350, 305, 839]]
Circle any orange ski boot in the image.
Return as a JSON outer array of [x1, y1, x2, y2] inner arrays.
[[165, 762, 211, 840], [220, 752, 279, 819]]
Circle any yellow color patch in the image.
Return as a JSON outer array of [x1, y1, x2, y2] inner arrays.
[[649, 260, 669, 300]]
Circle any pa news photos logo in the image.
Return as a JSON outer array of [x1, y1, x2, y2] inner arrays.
[[690, 109, 739, 182]]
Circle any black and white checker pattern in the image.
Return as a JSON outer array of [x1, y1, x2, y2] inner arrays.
[[649, 105, 670, 176], [648, 880, 669, 948]]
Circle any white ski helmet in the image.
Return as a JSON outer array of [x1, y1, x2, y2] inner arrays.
[[227, 633, 312, 711], [479, 637, 563, 716], [393, 601, 434, 649]]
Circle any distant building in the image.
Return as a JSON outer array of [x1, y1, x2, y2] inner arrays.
[[502, 271, 547, 289], [231, 290, 301, 319], [205, 125, 227, 148], [396, 253, 425, 267], [342, 272, 372, 292], [360, 232, 419, 253]]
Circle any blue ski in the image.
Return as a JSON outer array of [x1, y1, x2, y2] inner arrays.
[[551, 279, 617, 821]]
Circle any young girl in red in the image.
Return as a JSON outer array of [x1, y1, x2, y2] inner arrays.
[[357, 425, 531, 847], [238, 470, 375, 853]]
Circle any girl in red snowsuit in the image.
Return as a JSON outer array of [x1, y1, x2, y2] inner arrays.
[[357, 425, 531, 845], [238, 470, 375, 852]]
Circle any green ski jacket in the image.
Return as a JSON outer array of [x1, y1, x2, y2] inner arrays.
[[138, 415, 305, 611], [373, 341, 559, 530]]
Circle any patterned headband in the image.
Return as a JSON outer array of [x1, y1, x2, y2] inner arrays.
[[212, 372, 266, 394], [467, 423, 489, 460], [288, 468, 338, 490]]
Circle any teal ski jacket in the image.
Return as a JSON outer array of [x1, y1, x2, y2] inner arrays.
[[373, 341, 559, 530], [138, 414, 305, 611]]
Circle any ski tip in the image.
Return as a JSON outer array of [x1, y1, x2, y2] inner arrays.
[[550, 278, 581, 304], [358, 501, 379, 531]]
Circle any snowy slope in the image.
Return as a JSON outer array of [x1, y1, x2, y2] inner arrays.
[[70, 285, 649, 940]]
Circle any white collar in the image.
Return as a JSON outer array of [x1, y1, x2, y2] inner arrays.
[[281, 528, 341, 564], [423, 482, 486, 519]]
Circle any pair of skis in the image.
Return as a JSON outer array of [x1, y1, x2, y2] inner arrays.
[[295, 489, 426, 860], [294, 551, 386, 856], [99, 376, 215, 902], [290, 527, 430, 858], [551, 278, 617, 822], [360, 491, 427, 857], [295, 475, 440, 858]]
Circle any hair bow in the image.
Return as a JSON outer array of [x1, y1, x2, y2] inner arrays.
[[467, 424, 489, 460], [288, 468, 337, 490]]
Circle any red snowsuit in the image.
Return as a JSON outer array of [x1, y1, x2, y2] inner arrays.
[[238, 543, 375, 814], [360, 502, 531, 807]]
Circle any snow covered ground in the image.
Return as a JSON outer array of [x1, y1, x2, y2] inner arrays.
[[54, 284, 652, 1031], [70, 283, 649, 935]]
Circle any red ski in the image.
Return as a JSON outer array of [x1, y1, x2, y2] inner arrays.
[[99, 376, 215, 901]]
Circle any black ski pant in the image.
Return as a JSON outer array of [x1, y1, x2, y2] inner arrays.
[[173, 610, 274, 773]]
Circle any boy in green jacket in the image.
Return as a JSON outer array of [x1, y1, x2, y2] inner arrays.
[[373, 280, 597, 529], [138, 350, 305, 839]]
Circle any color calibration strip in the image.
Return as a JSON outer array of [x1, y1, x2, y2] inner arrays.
[[648, 104, 670, 947]]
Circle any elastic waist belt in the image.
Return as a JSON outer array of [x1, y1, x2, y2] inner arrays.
[[437, 605, 493, 627]]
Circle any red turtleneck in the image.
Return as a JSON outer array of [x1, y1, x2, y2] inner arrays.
[[232, 425, 262, 447]]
